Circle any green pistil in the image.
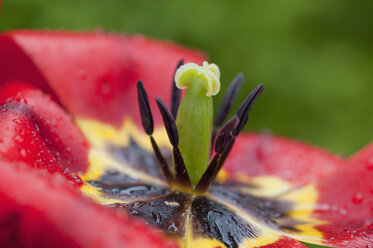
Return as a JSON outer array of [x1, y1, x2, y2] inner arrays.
[[175, 62, 221, 186]]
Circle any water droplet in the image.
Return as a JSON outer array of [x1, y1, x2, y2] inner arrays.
[[152, 212, 162, 224], [14, 135, 24, 143], [34, 123, 40, 132], [110, 188, 120, 194], [352, 193, 364, 204], [167, 222, 178, 232], [19, 149, 27, 158], [12, 119, 22, 125]]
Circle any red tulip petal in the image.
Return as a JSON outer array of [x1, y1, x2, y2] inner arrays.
[[312, 142, 373, 247], [0, 31, 206, 127], [0, 160, 179, 248], [0, 82, 89, 175], [254, 237, 307, 248], [223, 133, 344, 185]]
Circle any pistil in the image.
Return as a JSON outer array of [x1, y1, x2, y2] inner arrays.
[[175, 62, 221, 186]]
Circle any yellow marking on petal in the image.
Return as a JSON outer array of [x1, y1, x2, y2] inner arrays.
[[182, 237, 226, 248], [240, 230, 282, 247], [76, 118, 171, 151], [280, 184, 327, 245], [282, 184, 318, 216], [81, 183, 125, 205], [77, 117, 170, 186], [235, 175, 293, 197]]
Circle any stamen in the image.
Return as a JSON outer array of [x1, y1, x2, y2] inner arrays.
[[156, 98, 179, 147], [136, 81, 173, 185], [137, 80, 154, 135], [156, 97, 192, 188], [170, 59, 184, 119], [215, 73, 244, 128], [233, 84, 264, 136], [211, 73, 243, 153]]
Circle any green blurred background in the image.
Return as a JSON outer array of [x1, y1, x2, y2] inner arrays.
[[1, 0, 373, 155], [2, 1, 373, 247]]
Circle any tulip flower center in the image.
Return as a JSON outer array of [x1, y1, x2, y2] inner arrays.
[[78, 60, 325, 248]]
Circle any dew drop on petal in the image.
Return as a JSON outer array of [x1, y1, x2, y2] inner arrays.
[[12, 119, 22, 125], [352, 193, 364, 204], [19, 149, 27, 158], [152, 212, 162, 224], [14, 135, 24, 143], [65, 147, 72, 154], [167, 222, 178, 232]]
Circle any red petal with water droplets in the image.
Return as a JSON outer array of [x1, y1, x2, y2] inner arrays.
[[313, 142, 373, 247], [223, 133, 344, 185], [0, 82, 89, 176], [0, 160, 179, 248], [0, 31, 205, 127]]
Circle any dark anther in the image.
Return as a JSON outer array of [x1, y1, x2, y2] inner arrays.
[[233, 111, 249, 137], [170, 59, 184, 119], [233, 84, 264, 136], [156, 98, 179, 147], [137, 81, 173, 185], [196, 154, 220, 192], [215, 73, 244, 127], [214, 116, 239, 154], [137, 80, 154, 135], [211, 73, 243, 153]]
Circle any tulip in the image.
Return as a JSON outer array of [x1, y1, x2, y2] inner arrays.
[[0, 31, 372, 248]]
